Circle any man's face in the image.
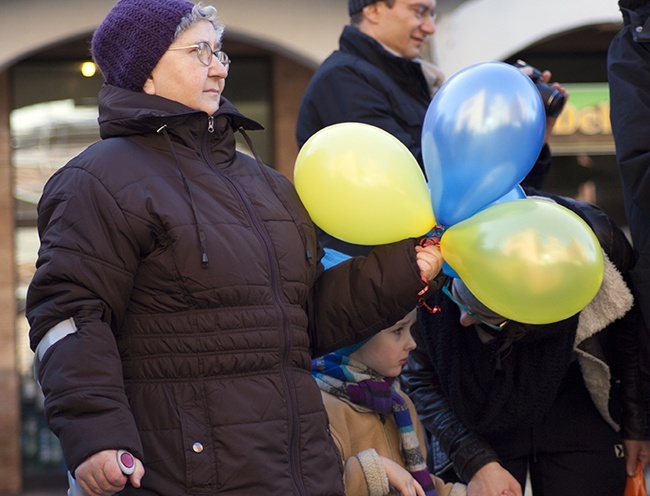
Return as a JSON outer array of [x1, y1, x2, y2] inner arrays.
[[372, 1, 437, 59]]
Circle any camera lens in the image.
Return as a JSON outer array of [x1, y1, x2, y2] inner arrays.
[[535, 82, 566, 117]]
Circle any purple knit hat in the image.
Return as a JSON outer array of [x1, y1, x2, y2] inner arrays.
[[348, 0, 379, 15], [92, 0, 195, 92]]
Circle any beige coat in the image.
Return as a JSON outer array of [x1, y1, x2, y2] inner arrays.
[[321, 386, 467, 496]]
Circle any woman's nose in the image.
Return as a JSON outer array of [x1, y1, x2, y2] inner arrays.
[[210, 59, 229, 77], [459, 310, 476, 328]]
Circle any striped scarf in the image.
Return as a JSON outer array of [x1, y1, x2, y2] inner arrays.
[[312, 352, 437, 496]]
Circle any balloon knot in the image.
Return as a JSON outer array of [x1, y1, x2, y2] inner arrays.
[[422, 224, 445, 246]]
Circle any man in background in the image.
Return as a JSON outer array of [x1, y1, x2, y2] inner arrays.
[[296, 0, 565, 258]]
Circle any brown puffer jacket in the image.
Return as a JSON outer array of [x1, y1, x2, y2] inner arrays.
[[26, 84, 427, 495]]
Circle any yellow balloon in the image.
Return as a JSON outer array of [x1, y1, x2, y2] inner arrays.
[[294, 123, 436, 245], [440, 199, 604, 324]]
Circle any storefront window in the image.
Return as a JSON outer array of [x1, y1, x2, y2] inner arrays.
[[544, 82, 626, 230]]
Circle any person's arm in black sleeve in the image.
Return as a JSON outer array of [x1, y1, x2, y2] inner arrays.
[[27, 167, 143, 473], [609, 5, 650, 222], [608, 6, 650, 384], [401, 322, 499, 483]]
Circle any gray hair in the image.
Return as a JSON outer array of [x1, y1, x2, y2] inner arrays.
[[175, 3, 225, 42]]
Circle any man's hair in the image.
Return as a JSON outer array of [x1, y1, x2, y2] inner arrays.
[[619, 0, 650, 9], [350, 0, 396, 25]]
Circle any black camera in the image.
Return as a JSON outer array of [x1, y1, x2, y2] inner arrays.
[[513, 60, 566, 118]]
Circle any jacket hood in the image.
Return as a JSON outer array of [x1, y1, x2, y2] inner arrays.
[[95, 83, 266, 270], [96, 83, 263, 140], [574, 250, 634, 432]]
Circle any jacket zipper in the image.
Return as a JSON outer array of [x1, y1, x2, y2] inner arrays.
[[200, 129, 308, 495]]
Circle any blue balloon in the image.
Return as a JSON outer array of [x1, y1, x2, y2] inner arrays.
[[422, 62, 545, 228], [483, 184, 526, 210]]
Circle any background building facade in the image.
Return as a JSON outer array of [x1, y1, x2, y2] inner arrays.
[[0, 0, 624, 492]]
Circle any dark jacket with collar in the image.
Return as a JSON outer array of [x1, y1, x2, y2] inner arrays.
[[297, 25, 432, 167], [401, 193, 649, 483], [26, 84, 428, 495], [608, 0, 650, 375]]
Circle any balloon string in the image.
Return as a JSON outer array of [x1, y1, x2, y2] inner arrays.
[[418, 275, 430, 296]]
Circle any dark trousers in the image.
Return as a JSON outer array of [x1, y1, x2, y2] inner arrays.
[[483, 361, 627, 496]]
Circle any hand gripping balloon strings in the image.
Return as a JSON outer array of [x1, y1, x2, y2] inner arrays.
[[417, 225, 445, 314]]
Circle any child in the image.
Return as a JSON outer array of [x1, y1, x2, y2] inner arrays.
[[312, 310, 466, 496]]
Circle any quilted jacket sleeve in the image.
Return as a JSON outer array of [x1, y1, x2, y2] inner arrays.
[[26, 165, 144, 472], [308, 239, 435, 356]]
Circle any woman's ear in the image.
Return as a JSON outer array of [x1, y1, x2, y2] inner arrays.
[[143, 76, 155, 95]]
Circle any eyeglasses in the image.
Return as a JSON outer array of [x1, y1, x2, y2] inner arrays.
[[441, 281, 509, 332], [168, 42, 231, 70], [394, 1, 437, 21]]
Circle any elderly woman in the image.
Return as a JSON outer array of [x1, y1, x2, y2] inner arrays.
[[26, 1, 444, 495]]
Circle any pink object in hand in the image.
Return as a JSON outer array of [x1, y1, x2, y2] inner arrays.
[[117, 449, 135, 475]]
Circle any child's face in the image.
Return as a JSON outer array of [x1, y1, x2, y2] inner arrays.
[[351, 310, 417, 378]]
